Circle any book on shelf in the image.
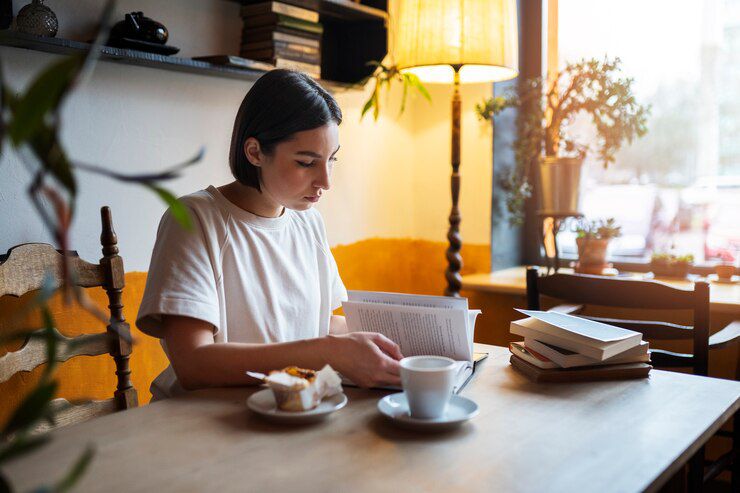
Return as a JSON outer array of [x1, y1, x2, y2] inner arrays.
[[240, 1, 319, 23], [242, 25, 322, 43], [191, 55, 275, 71], [342, 290, 482, 393], [241, 39, 320, 55], [510, 309, 643, 360], [525, 338, 650, 369], [242, 13, 324, 35], [240, 47, 319, 65], [509, 355, 652, 383]]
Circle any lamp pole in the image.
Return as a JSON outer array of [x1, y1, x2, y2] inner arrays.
[[445, 65, 463, 297]]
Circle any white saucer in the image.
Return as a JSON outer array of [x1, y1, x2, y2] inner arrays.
[[247, 389, 347, 424], [377, 392, 479, 431]]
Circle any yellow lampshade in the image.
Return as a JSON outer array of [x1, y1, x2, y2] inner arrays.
[[389, 0, 519, 84]]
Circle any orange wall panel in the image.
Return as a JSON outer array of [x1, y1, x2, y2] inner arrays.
[[1, 239, 491, 425]]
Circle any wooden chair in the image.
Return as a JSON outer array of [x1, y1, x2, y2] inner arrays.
[[525, 266, 739, 492], [0, 207, 138, 432]]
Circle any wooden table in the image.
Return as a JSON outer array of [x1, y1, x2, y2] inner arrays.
[[3, 345, 739, 493], [463, 266, 740, 315]]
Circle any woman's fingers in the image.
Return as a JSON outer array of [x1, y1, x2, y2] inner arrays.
[[371, 333, 404, 360], [381, 371, 402, 387]]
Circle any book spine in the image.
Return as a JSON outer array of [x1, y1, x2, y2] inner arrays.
[[243, 14, 324, 34], [242, 25, 322, 43], [240, 2, 319, 23], [272, 30, 320, 48], [241, 40, 320, 56], [241, 44, 320, 64]]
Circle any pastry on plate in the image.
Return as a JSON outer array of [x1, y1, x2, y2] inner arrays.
[[255, 365, 342, 412]]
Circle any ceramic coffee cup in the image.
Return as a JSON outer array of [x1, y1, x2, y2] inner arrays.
[[400, 355, 456, 419]]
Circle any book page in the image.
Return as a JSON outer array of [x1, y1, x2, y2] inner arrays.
[[467, 310, 481, 357], [343, 301, 472, 361], [348, 290, 469, 310]]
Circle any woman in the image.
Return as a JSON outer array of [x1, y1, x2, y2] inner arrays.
[[136, 70, 402, 399]]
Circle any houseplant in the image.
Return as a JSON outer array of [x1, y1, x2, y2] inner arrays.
[[359, 61, 430, 121], [574, 218, 621, 275], [476, 57, 650, 225], [0, 2, 199, 490], [650, 253, 694, 279]]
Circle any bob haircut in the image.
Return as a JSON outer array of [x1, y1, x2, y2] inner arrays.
[[229, 69, 342, 191]]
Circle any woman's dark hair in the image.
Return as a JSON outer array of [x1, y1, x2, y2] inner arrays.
[[229, 69, 342, 190]]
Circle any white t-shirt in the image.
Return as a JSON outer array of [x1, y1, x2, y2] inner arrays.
[[136, 185, 347, 399]]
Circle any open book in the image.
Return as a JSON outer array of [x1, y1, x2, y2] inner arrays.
[[342, 291, 482, 393]]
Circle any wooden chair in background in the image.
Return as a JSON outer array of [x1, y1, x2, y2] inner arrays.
[[0, 207, 138, 432], [525, 266, 739, 492]]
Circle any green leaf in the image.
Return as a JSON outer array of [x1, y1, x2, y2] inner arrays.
[[41, 308, 58, 379], [406, 73, 431, 102], [8, 56, 83, 145], [0, 434, 51, 464], [361, 96, 374, 120], [55, 446, 95, 492], [372, 91, 379, 121], [399, 77, 409, 116], [148, 185, 193, 230], [2, 379, 58, 436], [24, 122, 78, 196]]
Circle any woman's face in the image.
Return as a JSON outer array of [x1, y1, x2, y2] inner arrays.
[[246, 123, 339, 214]]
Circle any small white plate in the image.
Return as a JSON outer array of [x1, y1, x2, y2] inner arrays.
[[247, 389, 347, 424], [377, 392, 479, 431]]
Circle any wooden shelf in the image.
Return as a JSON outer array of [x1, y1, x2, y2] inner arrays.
[[0, 31, 361, 90]]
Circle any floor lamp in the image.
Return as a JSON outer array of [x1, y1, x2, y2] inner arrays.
[[389, 0, 519, 296]]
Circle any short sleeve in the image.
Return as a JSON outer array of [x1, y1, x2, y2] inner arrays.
[[329, 251, 347, 311], [309, 209, 347, 311], [136, 205, 222, 339]]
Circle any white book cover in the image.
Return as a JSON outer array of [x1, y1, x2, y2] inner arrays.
[[510, 316, 642, 360], [515, 309, 642, 343]]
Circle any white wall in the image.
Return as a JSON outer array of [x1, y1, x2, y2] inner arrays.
[[0, 0, 492, 271]]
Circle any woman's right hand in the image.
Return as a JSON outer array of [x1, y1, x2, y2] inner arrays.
[[323, 332, 404, 388]]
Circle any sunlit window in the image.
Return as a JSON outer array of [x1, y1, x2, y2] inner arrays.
[[556, 0, 740, 264]]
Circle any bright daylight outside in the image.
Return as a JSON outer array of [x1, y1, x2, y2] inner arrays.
[[557, 0, 740, 266]]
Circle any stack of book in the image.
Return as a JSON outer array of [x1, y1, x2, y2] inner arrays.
[[509, 309, 652, 382], [239, 1, 322, 78]]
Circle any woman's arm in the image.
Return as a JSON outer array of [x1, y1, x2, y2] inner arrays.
[[162, 315, 403, 390], [329, 314, 348, 334]]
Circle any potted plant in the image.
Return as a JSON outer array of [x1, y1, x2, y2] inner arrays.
[[476, 57, 650, 224], [574, 218, 621, 275], [650, 253, 695, 279]]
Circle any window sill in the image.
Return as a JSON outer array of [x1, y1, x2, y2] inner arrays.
[[461, 266, 740, 315]]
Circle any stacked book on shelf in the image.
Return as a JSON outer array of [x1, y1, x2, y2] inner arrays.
[[509, 309, 652, 383], [239, 1, 322, 78]]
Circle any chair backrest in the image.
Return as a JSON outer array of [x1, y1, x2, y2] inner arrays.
[[525, 266, 710, 376], [0, 207, 138, 432]]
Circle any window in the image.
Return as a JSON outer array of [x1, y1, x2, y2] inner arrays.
[[555, 0, 740, 265]]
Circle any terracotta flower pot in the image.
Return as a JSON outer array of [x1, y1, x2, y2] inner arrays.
[[715, 263, 735, 281], [651, 260, 692, 279], [575, 237, 610, 274]]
